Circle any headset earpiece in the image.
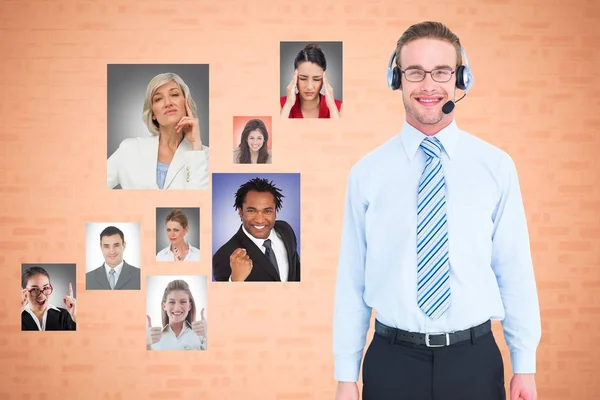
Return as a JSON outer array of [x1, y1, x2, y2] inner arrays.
[[456, 65, 467, 90], [386, 49, 402, 91], [457, 47, 473, 93]]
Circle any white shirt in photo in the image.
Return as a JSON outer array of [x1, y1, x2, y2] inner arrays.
[[150, 321, 206, 351], [156, 243, 200, 262]]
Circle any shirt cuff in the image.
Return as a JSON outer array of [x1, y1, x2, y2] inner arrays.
[[511, 350, 537, 374], [334, 354, 362, 383]]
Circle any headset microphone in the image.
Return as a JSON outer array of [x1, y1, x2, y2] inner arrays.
[[441, 93, 466, 115], [442, 101, 455, 115]]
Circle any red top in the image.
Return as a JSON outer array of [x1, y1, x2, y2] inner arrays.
[[280, 94, 343, 118]]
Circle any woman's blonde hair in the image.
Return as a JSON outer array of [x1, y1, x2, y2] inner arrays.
[[161, 279, 196, 327], [165, 209, 189, 229], [142, 73, 199, 136]]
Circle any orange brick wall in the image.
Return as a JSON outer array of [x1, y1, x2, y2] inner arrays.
[[1, 0, 599, 399]]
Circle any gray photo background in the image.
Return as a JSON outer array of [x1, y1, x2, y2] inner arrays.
[[21, 264, 77, 310], [107, 64, 210, 159], [279, 41, 343, 101], [155, 207, 200, 255]]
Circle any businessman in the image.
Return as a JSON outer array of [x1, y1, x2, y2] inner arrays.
[[333, 21, 541, 400], [213, 177, 300, 282], [86, 226, 141, 290]]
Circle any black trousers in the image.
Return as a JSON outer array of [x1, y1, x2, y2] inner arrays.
[[362, 326, 506, 400]]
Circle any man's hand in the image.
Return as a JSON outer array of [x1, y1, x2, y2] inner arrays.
[[334, 382, 359, 400], [510, 374, 537, 400], [230, 248, 253, 281]]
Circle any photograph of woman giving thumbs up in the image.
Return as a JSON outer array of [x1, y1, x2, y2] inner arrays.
[[146, 276, 207, 351]]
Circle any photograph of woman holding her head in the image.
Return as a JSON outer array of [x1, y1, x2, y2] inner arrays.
[[156, 209, 201, 262], [21, 266, 77, 331], [107, 71, 209, 190], [280, 43, 343, 119], [233, 118, 272, 164], [146, 279, 207, 351]]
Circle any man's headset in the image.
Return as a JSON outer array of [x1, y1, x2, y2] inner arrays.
[[386, 45, 474, 113]]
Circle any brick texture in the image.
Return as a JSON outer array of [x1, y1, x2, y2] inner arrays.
[[0, 0, 599, 398]]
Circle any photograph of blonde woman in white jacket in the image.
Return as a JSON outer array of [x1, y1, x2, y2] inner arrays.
[[107, 68, 210, 190]]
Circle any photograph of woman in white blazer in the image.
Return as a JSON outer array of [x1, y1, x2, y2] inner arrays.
[[156, 209, 200, 262], [107, 72, 210, 190], [146, 279, 206, 351]]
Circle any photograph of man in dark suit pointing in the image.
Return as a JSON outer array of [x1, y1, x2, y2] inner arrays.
[[213, 178, 300, 282]]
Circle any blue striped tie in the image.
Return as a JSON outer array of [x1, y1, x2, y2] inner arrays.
[[417, 137, 451, 319]]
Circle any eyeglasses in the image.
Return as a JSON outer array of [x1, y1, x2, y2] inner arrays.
[[27, 285, 53, 297], [401, 68, 455, 83]]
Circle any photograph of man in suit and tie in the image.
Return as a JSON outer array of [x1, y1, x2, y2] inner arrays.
[[212, 174, 301, 282], [21, 264, 77, 331], [85, 223, 141, 290]]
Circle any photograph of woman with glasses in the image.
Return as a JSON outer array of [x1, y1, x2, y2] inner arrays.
[[21, 266, 77, 331]]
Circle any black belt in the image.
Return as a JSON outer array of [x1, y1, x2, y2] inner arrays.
[[375, 319, 491, 347]]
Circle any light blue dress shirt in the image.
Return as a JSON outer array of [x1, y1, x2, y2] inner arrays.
[[156, 162, 169, 189], [333, 119, 541, 382]]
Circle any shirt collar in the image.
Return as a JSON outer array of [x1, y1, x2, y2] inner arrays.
[[162, 320, 193, 332], [241, 224, 276, 249], [164, 242, 193, 254], [400, 118, 461, 161], [104, 261, 124, 276], [24, 303, 60, 313]]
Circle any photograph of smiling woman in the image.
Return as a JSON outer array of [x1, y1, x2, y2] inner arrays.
[[233, 119, 272, 164], [107, 71, 210, 190], [21, 266, 77, 331], [146, 278, 207, 351]]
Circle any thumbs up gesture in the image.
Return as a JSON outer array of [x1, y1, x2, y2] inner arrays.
[[63, 282, 77, 323], [192, 308, 206, 337], [146, 315, 162, 345]]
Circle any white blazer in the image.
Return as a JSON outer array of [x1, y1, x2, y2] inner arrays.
[[107, 135, 209, 190]]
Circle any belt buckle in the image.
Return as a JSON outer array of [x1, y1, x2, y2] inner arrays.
[[425, 332, 450, 347]]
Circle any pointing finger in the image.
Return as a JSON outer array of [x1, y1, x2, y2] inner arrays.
[[69, 282, 73, 297]]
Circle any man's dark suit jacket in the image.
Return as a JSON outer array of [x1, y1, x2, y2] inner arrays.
[[86, 261, 141, 290], [213, 220, 300, 282], [22, 307, 76, 331]]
